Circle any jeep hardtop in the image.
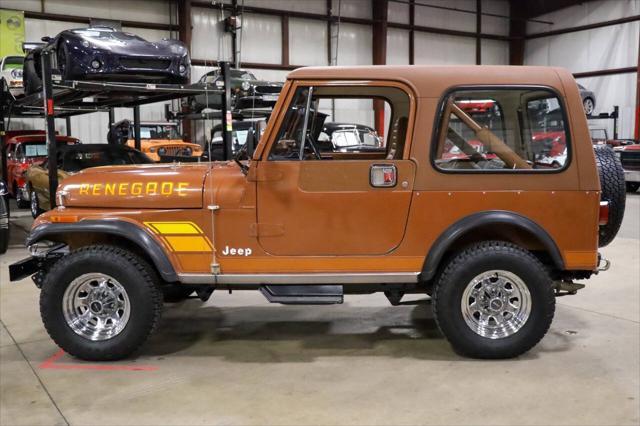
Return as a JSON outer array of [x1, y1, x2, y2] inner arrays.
[[9, 65, 625, 360]]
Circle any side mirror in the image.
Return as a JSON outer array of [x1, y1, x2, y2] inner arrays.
[[41, 36, 52, 43]]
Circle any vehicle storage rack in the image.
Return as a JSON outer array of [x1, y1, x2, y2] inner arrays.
[[0, 55, 235, 210]]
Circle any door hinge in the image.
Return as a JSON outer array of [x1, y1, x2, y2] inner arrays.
[[211, 263, 221, 274]]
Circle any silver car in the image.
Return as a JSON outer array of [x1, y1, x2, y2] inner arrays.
[[578, 84, 596, 116]]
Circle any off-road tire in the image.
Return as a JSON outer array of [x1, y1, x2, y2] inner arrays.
[[40, 245, 163, 361], [433, 241, 555, 359], [594, 145, 626, 247], [626, 182, 640, 193], [162, 284, 195, 303]]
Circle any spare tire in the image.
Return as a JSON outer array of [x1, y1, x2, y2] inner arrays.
[[594, 145, 625, 247]]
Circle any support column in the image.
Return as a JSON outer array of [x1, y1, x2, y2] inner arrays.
[[133, 106, 141, 151], [634, 26, 640, 139], [0, 113, 7, 186], [372, 0, 388, 137], [42, 50, 58, 209], [509, 1, 525, 65], [178, 0, 192, 142], [476, 0, 482, 65], [409, 0, 414, 65], [220, 61, 233, 160]]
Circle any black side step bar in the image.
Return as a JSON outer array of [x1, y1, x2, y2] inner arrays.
[[259, 285, 343, 305]]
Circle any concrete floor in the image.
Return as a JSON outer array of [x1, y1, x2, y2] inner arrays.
[[1, 196, 638, 426]]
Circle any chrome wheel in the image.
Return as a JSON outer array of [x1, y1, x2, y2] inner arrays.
[[583, 98, 594, 115], [30, 191, 39, 218], [461, 270, 531, 339], [62, 273, 131, 341]]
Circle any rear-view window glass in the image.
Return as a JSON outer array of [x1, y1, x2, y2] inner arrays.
[[433, 88, 570, 172]]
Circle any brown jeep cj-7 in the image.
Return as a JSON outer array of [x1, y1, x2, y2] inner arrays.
[[10, 65, 626, 361]]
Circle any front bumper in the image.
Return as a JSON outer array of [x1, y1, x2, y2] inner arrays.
[[9, 244, 67, 285], [623, 169, 640, 183]]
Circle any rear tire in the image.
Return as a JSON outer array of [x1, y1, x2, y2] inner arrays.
[[433, 241, 555, 359], [40, 245, 163, 361], [594, 145, 626, 247]]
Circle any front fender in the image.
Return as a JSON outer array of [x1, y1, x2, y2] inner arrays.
[[27, 220, 178, 282]]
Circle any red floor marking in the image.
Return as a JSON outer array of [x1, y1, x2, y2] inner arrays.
[[39, 349, 158, 371]]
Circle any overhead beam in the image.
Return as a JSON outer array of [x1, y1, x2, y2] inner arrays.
[[526, 15, 640, 39], [572, 67, 638, 79]]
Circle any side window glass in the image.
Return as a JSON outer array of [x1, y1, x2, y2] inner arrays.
[[434, 88, 569, 171], [269, 85, 410, 161]]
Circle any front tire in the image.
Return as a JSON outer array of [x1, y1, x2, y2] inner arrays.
[[433, 241, 555, 359], [40, 245, 163, 361]]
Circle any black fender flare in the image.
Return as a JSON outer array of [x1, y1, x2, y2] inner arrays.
[[421, 211, 564, 281], [27, 220, 178, 282]]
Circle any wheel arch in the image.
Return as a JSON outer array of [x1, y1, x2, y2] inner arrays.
[[27, 220, 178, 282], [421, 211, 564, 281]]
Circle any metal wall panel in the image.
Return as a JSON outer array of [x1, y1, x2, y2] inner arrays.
[[0, 0, 40, 11], [524, 23, 639, 72], [338, 0, 372, 19], [481, 0, 509, 36], [24, 18, 78, 40], [290, 18, 328, 66], [414, 32, 475, 65], [388, 1, 409, 24], [527, 0, 639, 33], [43, 0, 172, 24], [414, 0, 476, 33], [481, 39, 509, 65], [577, 73, 637, 139], [337, 23, 372, 65], [191, 7, 230, 63], [240, 13, 282, 64], [386, 28, 409, 65]]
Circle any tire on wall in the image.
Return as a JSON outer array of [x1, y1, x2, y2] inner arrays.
[[594, 145, 625, 247]]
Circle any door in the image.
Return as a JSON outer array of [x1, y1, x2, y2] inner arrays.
[[256, 83, 415, 256]]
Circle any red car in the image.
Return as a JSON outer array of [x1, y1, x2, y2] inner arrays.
[[4, 132, 79, 208]]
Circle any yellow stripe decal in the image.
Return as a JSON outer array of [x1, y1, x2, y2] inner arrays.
[[144, 221, 203, 235], [165, 236, 212, 252]]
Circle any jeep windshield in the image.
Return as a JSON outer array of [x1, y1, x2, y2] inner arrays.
[[138, 125, 180, 140]]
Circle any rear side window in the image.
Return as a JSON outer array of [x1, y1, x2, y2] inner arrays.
[[433, 88, 570, 172]]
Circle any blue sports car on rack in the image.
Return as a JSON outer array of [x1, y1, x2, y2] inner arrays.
[[23, 26, 191, 95]]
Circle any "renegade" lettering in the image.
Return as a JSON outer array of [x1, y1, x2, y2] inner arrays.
[[78, 182, 189, 197]]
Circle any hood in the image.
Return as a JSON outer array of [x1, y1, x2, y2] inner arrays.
[[66, 30, 188, 57], [59, 163, 209, 209]]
